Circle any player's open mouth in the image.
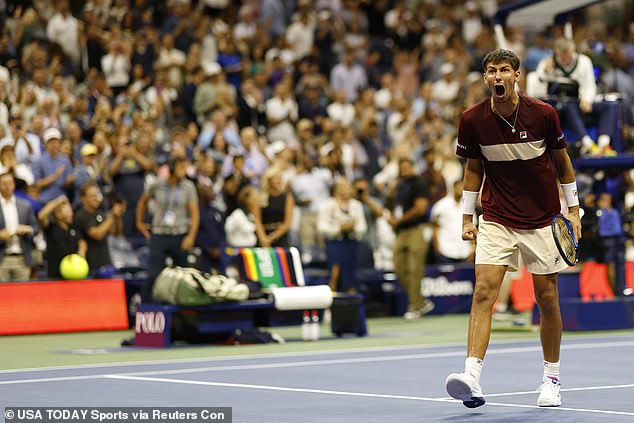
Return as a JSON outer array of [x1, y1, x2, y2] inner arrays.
[[495, 85, 505, 96]]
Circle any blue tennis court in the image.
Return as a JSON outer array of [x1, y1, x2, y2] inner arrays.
[[2, 333, 634, 422]]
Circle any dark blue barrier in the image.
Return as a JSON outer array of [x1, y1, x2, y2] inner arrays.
[[533, 297, 634, 331]]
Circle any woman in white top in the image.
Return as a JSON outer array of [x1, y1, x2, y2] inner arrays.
[[225, 185, 259, 247], [317, 178, 367, 293]]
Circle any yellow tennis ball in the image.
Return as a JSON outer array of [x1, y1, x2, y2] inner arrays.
[[59, 254, 90, 280]]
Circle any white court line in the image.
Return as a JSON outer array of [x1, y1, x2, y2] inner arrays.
[[82, 340, 634, 377], [0, 350, 484, 384], [2, 333, 634, 375], [0, 345, 581, 383], [0, 341, 471, 374], [3, 340, 634, 385], [491, 383, 634, 398], [105, 375, 634, 417], [0, 375, 103, 385], [435, 383, 634, 399]]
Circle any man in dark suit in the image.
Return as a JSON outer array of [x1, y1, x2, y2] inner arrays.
[[0, 172, 39, 281]]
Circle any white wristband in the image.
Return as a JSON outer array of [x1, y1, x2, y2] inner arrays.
[[561, 181, 579, 207], [462, 191, 479, 215]]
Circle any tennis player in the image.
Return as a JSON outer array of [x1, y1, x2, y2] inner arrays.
[[445, 49, 582, 408]]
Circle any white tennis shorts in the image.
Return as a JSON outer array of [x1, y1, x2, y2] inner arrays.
[[475, 218, 568, 275]]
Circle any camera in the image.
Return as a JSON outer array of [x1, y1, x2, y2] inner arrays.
[[356, 187, 364, 196]]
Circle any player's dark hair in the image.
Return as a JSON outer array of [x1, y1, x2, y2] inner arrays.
[[482, 49, 521, 72]]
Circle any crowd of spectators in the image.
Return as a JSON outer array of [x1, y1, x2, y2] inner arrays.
[[0, 0, 633, 287]]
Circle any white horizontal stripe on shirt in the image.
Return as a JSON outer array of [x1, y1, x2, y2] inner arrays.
[[480, 139, 546, 162]]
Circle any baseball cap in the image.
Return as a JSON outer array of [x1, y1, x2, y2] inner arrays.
[[266, 140, 287, 160], [43, 127, 63, 143], [440, 63, 455, 75], [81, 143, 98, 156], [297, 119, 313, 132], [203, 62, 222, 76]]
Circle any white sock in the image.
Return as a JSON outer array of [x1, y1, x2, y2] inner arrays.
[[597, 134, 611, 148], [543, 360, 560, 382], [581, 135, 595, 148], [465, 356, 483, 381], [496, 303, 508, 313]]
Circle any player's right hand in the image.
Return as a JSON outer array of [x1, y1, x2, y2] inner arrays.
[[462, 221, 478, 241]]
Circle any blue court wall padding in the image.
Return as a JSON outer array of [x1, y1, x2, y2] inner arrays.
[[532, 297, 634, 330]]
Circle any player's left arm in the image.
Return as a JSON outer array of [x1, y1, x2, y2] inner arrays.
[[551, 148, 582, 240]]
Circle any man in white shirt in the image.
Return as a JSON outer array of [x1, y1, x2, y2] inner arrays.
[[0, 172, 38, 281], [430, 180, 475, 263], [46, 0, 81, 66], [431, 63, 460, 103], [292, 153, 333, 256], [330, 50, 368, 102], [326, 90, 356, 127], [285, 10, 315, 60], [156, 33, 186, 89], [0, 114, 41, 165], [265, 82, 298, 143], [101, 41, 131, 97]]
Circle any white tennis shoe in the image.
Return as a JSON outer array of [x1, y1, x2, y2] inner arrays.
[[537, 377, 561, 407], [445, 372, 485, 408]]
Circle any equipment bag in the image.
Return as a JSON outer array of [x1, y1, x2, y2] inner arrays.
[[153, 267, 250, 306], [153, 267, 214, 306]]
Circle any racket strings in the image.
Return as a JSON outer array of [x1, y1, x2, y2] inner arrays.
[[555, 218, 577, 262]]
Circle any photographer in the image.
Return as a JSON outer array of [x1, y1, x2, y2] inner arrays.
[[352, 177, 385, 252]]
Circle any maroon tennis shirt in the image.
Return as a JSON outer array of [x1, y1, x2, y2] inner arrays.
[[456, 95, 567, 230]]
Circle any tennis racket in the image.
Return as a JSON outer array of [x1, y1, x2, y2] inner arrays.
[[551, 214, 579, 266]]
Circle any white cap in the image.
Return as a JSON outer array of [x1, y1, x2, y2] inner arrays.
[[319, 142, 335, 157], [374, 90, 391, 109], [266, 140, 287, 160], [465, 1, 478, 12], [318, 10, 331, 20], [203, 62, 222, 76], [43, 127, 63, 143], [466, 71, 482, 84], [440, 63, 455, 75]]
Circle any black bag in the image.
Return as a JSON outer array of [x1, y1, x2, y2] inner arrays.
[[331, 294, 367, 337]]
